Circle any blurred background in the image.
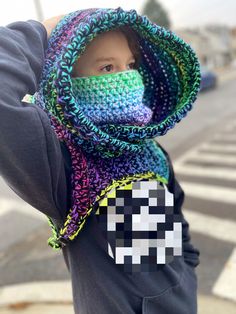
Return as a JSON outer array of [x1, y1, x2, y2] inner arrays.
[[0, 1, 236, 313]]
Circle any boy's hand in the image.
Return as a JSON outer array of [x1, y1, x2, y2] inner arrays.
[[42, 15, 64, 38]]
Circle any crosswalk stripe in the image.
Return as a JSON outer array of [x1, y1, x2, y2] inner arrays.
[[182, 209, 236, 244], [212, 247, 236, 303], [174, 164, 236, 181], [180, 181, 236, 204], [173, 135, 236, 166], [213, 134, 236, 141], [199, 143, 236, 153], [0, 198, 45, 221], [184, 151, 236, 166]]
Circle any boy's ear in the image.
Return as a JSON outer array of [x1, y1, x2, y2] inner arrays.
[[71, 58, 80, 78]]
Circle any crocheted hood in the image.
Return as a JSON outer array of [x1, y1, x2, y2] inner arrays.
[[25, 7, 202, 249], [35, 6, 201, 158]]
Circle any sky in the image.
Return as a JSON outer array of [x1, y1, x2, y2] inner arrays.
[[0, 0, 235, 29]]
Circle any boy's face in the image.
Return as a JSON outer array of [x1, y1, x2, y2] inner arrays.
[[72, 29, 136, 77]]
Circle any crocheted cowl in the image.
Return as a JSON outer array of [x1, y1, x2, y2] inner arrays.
[[28, 7, 201, 250]]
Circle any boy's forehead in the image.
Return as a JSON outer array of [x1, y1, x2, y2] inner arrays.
[[89, 29, 127, 46], [83, 32, 134, 59]]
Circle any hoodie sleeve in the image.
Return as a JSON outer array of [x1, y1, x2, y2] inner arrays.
[[0, 20, 68, 222], [161, 145, 200, 268]]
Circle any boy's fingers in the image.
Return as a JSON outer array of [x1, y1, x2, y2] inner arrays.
[[42, 15, 65, 38]]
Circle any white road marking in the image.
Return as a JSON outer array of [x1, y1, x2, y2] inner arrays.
[[213, 134, 236, 141], [174, 164, 236, 181], [183, 151, 236, 166], [180, 181, 236, 205], [182, 209, 236, 244], [212, 247, 236, 303], [0, 198, 45, 221], [173, 131, 236, 167], [199, 143, 236, 153]]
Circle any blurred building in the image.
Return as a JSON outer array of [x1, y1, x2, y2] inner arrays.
[[174, 25, 234, 69]]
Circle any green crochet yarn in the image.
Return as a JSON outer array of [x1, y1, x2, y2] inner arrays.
[[72, 69, 144, 92], [71, 69, 153, 126]]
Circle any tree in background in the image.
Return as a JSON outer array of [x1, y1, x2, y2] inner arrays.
[[142, 0, 171, 29]]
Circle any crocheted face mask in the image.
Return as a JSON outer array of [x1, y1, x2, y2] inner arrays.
[[71, 69, 153, 126]]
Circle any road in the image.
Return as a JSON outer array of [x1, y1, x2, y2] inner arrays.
[[158, 75, 236, 305], [0, 72, 236, 310]]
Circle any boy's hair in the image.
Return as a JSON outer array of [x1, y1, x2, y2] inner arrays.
[[114, 25, 142, 69]]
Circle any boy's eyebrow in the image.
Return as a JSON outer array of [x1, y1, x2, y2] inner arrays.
[[95, 55, 135, 63], [95, 57, 115, 63]]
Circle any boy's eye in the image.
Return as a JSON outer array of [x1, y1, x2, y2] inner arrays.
[[100, 61, 136, 73], [101, 64, 113, 72], [128, 62, 136, 69]]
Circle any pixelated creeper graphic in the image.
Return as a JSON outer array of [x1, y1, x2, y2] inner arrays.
[[95, 179, 182, 273]]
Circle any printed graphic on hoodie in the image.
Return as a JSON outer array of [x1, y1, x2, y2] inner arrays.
[[95, 179, 182, 273]]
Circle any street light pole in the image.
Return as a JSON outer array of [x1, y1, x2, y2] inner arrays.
[[34, 0, 44, 21]]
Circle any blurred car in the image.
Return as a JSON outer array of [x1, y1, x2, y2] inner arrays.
[[200, 66, 218, 91]]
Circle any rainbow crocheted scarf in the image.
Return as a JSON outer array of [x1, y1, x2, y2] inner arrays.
[[26, 7, 201, 250]]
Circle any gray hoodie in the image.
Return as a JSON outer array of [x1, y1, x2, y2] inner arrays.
[[0, 20, 200, 314]]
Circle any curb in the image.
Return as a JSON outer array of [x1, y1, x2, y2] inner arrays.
[[0, 281, 72, 307], [0, 304, 74, 314]]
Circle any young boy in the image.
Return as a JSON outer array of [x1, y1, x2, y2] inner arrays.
[[0, 7, 200, 314]]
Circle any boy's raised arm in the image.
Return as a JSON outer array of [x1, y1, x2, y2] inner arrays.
[[0, 20, 68, 221]]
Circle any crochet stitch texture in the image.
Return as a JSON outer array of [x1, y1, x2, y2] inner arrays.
[[71, 69, 153, 126], [28, 7, 201, 249]]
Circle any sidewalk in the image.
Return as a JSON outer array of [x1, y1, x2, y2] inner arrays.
[[214, 65, 236, 83], [0, 303, 74, 314], [0, 281, 235, 314], [0, 281, 74, 313]]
